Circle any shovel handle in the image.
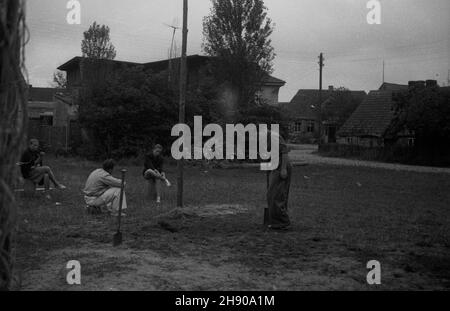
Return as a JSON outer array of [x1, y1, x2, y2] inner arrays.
[[117, 169, 127, 230]]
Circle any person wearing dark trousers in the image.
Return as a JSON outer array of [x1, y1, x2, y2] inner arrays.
[[265, 132, 292, 230]]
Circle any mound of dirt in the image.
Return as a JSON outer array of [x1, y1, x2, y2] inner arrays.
[[156, 204, 248, 220], [154, 204, 249, 232]]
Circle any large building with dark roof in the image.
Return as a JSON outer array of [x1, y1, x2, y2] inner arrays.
[[281, 86, 366, 143], [336, 81, 442, 147], [57, 54, 286, 107]]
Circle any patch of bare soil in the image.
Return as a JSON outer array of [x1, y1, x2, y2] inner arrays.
[[158, 204, 249, 218], [19, 203, 448, 291]]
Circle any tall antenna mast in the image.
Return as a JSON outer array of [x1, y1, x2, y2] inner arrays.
[[382, 59, 385, 84], [447, 69, 450, 86], [163, 20, 180, 83]]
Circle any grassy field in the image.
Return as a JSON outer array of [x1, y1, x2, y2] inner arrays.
[[13, 157, 450, 290]]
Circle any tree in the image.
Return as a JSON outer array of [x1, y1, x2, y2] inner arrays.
[[0, 0, 28, 290], [78, 67, 172, 158], [203, 0, 275, 113], [321, 87, 361, 128], [390, 84, 450, 165], [239, 104, 288, 136], [78, 66, 216, 159], [52, 70, 67, 89], [81, 22, 116, 59]]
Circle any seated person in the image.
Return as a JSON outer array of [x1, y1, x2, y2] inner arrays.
[[83, 159, 127, 216], [143, 144, 170, 204], [19, 138, 66, 190]]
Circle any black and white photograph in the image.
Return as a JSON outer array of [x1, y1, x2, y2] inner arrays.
[[1, 0, 450, 298]]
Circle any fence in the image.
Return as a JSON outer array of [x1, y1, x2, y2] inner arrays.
[[27, 120, 82, 153]]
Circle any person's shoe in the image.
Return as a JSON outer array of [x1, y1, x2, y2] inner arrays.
[[268, 224, 291, 231], [57, 184, 67, 190], [156, 197, 161, 204]]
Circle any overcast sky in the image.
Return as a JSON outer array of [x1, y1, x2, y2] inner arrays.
[[27, 0, 450, 101]]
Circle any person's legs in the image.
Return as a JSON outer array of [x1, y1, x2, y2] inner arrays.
[[144, 169, 163, 180], [146, 178, 157, 202], [155, 179, 161, 203], [144, 173, 163, 203], [160, 172, 171, 187], [42, 166, 65, 189], [28, 167, 46, 184], [267, 166, 292, 229], [84, 195, 104, 214], [99, 187, 127, 214], [32, 166, 65, 189], [43, 173, 50, 190]]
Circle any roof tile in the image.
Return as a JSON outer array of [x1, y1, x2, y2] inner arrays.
[[337, 90, 398, 137]]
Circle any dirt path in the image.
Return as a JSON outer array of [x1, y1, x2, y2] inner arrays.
[[288, 144, 450, 174]]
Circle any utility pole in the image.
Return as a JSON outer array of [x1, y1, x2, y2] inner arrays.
[[318, 53, 324, 145], [177, 0, 188, 207], [382, 60, 385, 84]]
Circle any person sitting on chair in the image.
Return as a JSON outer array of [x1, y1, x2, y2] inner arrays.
[[19, 138, 66, 190], [83, 159, 127, 216], [143, 144, 170, 204]]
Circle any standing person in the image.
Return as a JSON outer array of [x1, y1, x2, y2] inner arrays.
[[83, 159, 127, 216], [143, 144, 170, 204], [19, 138, 66, 190], [265, 130, 292, 230]]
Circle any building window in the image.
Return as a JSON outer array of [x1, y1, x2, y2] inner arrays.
[[407, 137, 415, 147], [294, 121, 302, 133], [307, 121, 315, 133], [254, 91, 263, 105], [40, 115, 53, 126]]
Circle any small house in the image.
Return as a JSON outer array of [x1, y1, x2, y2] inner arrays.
[[281, 86, 366, 143], [337, 82, 414, 148], [26, 87, 78, 151]]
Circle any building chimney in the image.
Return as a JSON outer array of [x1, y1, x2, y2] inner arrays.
[[425, 80, 437, 88], [328, 85, 333, 91]]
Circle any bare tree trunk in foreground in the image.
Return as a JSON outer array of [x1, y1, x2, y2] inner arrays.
[[0, 0, 28, 291]]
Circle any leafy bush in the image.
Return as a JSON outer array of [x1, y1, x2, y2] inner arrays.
[[78, 65, 217, 160], [390, 85, 450, 166]]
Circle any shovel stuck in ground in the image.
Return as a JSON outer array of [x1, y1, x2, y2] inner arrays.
[[113, 169, 127, 246]]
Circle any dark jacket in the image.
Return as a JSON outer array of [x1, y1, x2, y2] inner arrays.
[[20, 149, 42, 178], [142, 153, 164, 176]]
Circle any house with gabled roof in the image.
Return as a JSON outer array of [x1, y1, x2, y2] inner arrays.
[[281, 86, 366, 143], [24, 86, 78, 151], [378, 82, 409, 92], [336, 82, 425, 148], [27, 87, 77, 128]]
